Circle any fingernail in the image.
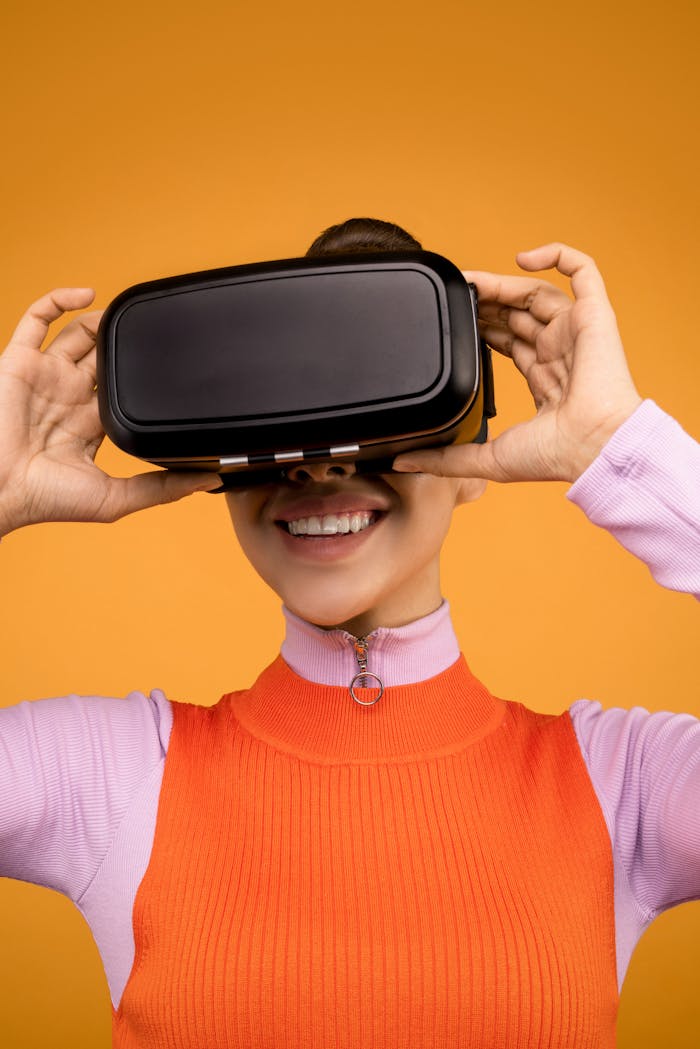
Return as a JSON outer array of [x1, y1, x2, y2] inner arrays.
[[392, 460, 420, 472]]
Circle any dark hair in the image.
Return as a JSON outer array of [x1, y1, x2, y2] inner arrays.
[[305, 217, 422, 257]]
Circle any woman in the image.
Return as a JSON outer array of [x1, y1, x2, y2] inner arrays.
[[1, 218, 698, 1048]]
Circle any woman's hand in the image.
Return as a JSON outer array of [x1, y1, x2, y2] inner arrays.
[[393, 242, 644, 485], [0, 288, 221, 537]]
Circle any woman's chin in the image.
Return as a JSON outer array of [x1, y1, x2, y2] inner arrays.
[[283, 594, 375, 632]]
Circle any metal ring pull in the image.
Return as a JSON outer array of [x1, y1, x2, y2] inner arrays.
[[349, 672, 384, 706]]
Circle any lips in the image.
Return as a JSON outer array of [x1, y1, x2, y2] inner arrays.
[[271, 493, 391, 524], [265, 486, 392, 562], [274, 510, 386, 561]]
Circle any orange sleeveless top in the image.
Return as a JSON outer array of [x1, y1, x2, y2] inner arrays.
[[113, 655, 618, 1047]]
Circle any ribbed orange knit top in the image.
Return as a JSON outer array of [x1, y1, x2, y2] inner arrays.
[[113, 654, 618, 1048]]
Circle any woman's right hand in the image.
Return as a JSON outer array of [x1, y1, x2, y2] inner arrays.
[[0, 288, 222, 537]]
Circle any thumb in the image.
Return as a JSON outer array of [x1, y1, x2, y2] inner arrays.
[[393, 441, 504, 481], [101, 470, 223, 522]]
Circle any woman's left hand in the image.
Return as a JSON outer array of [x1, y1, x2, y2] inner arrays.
[[393, 242, 644, 485]]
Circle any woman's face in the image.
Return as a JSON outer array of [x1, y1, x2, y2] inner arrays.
[[225, 460, 486, 636]]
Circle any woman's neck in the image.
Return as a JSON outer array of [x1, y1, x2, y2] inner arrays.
[[280, 599, 461, 688]]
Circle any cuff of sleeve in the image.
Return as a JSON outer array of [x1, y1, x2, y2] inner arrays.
[[565, 399, 671, 514]]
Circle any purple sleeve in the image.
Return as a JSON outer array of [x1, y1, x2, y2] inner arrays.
[[571, 700, 700, 916], [566, 398, 700, 599], [0, 689, 173, 901], [566, 399, 700, 987], [570, 698, 700, 990]]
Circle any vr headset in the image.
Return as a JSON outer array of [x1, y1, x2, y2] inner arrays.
[[96, 249, 496, 489]]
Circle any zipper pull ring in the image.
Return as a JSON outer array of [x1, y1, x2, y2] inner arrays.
[[349, 636, 384, 706]]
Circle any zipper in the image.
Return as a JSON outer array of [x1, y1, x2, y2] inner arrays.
[[348, 634, 384, 706]]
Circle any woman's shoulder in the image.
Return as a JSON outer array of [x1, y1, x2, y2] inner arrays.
[[568, 697, 700, 847], [569, 697, 700, 773], [569, 696, 700, 915], [0, 686, 175, 762]]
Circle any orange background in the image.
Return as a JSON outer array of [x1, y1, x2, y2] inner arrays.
[[1, 0, 698, 1045]]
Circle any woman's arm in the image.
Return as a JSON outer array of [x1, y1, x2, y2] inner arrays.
[[566, 399, 700, 599], [0, 287, 219, 906]]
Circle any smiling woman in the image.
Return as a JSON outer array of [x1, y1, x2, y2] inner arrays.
[[0, 217, 698, 1049]]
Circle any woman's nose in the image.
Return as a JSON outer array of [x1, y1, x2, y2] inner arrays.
[[284, 459, 357, 484]]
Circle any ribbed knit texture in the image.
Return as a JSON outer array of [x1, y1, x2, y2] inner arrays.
[[113, 655, 618, 1048]]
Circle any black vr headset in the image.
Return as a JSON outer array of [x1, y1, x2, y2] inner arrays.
[[96, 250, 496, 489]]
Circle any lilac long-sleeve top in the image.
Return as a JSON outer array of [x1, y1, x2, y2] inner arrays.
[[1, 398, 699, 1011]]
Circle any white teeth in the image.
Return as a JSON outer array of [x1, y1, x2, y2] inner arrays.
[[286, 511, 375, 536]]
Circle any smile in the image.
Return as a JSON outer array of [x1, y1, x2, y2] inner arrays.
[[281, 511, 379, 536]]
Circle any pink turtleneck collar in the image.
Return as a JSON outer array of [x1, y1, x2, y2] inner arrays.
[[279, 599, 461, 688]]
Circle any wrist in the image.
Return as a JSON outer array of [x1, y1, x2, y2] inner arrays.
[[564, 396, 645, 483]]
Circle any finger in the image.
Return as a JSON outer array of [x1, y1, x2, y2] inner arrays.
[[98, 470, 224, 522], [480, 327, 554, 402], [464, 269, 571, 323], [44, 309, 103, 363], [479, 324, 538, 370], [464, 269, 539, 306], [76, 345, 97, 383], [515, 243, 610, 305], [477, 304, 545, 345], [8, 289, 95, 353], [393, 440, 510, 483]]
